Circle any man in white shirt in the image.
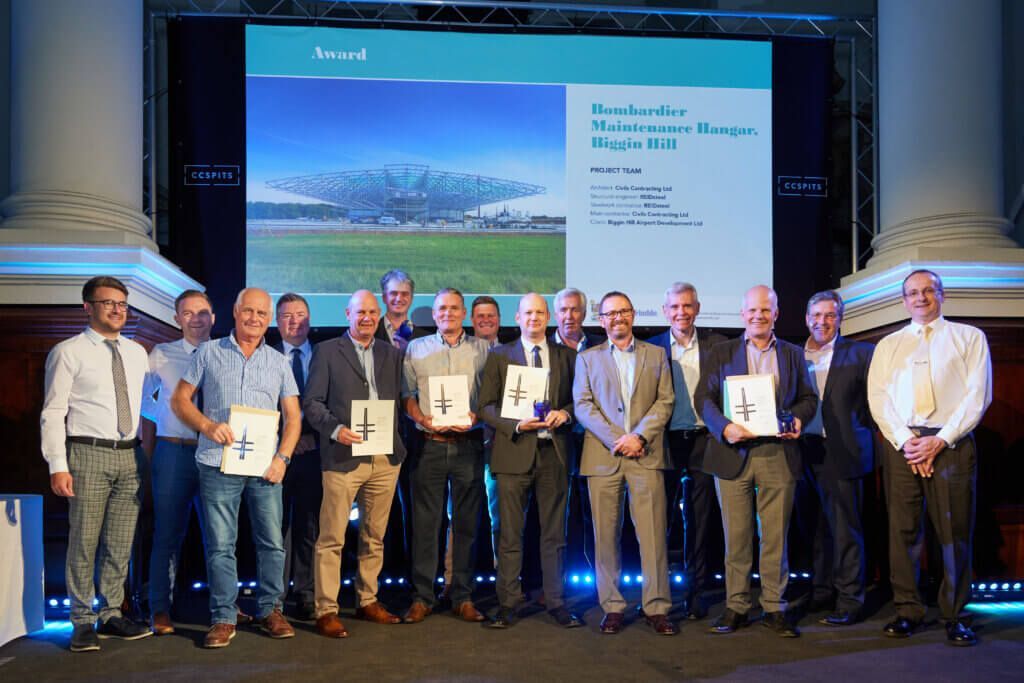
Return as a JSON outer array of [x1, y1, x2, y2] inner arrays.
[[41, 276, 153, 651], [141, 289, 215, 635], [867, 269, 992, 646]]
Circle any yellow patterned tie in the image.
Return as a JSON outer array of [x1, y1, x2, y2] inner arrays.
[[912, 326, 936, 419]]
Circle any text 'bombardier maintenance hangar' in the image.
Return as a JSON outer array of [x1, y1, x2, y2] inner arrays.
[[263, 163, 557, 230]]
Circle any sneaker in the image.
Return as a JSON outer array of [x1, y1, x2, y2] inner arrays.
[[96, 616, 153, 640], [69, 624, 100, 652]]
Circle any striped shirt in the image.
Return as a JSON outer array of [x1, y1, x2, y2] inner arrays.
[[183, 332, 299, 467], [402, 330, 489, 432]]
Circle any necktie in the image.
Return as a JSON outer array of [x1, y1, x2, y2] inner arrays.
[[291, 348, 305, 395], [532, 345, 543, 369], [912, 326, 936, 419], [105, 339, 132, 437], [192, 348, 204, 413]]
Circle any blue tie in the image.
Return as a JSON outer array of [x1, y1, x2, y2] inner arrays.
[[291, 349, 305, 395], [532, 345, 543, 369]]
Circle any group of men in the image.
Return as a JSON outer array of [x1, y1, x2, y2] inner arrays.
[[41, 268, 991, 653]]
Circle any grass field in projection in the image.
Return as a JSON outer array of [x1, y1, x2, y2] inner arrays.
[[247, 231, 566, 293]]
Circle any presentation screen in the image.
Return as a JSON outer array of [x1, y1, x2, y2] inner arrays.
[[245, 25, 772, 328]]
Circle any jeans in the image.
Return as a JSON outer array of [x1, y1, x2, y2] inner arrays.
[[198, 464, 285, 624], [148, 439, 204, 615]]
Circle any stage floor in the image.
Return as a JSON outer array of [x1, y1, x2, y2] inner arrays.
[[3, 587, 1024, 682]]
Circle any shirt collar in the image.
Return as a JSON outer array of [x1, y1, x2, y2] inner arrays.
[[520, 336, 548, 355], [670, 330, 699, 350], [608, 337, 636, 354], [436, 329, 466, 348], [84, 326, 121, 345], [228, 330, 266, 352], [347, 331, 375, 350], [181, 338, 198, 354], [908, 316, 945, 336], [282, 339, 311, 356], [804, 335, 836, 354], [744, 332, 777, 351]]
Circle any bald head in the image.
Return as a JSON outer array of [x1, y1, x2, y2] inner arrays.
[[347, 289, 381, 345], [233, 288, 273, 343], [516, 292, 550, 343]]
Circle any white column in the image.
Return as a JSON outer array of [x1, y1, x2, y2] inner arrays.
[[0, 1, 200, 324], [841, 0, 1024, 333]]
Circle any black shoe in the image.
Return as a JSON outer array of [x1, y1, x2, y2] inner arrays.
[[882, 617, 920, 638], [709, 608, 748, 634], [489, 607, 515, 629], [96, 616, 153, 640], [69, 624, 100, 652], [683, 595, 707, 620], [820, 610, 861, 626], [945, 619, 977, 647], [548, 606, 584, 628], [762, 611, 800, 638], [292, 602, 316, 621]]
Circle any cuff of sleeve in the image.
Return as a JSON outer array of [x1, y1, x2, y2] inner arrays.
[[47, 455, 69, 475], [893, 426, 915, 451], [936, 426, 957, 448], [331, 425, 343, 442]]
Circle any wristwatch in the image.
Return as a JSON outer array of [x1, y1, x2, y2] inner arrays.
[[635, 434, 648, 448], [274, 452, 291, 466]]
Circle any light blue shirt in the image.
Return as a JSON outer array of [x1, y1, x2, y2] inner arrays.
[[350, 333, 378, 400], [668, 333, 702, 431], [183, 332, 299, 467], [610, 338, 637, 431]]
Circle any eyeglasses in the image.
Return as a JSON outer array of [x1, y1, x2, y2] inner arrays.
[[89, 299, 129, 311], [902, 287, 940, 299], [599, 308, 634, 320]]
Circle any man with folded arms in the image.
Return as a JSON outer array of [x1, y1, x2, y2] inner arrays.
[[696, 285, 817, 638], [171, 287, 301, 648], [574, 291, 676, 636], [479, 293, 583, 629], [303, 290, 407, 638], [141, 289, 215, 635], [42, 276, 153, 652], [867, 270, 991, 646], [401, 288, 490, 624]]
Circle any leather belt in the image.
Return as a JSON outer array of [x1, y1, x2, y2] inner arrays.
[[425, 431, 482, 444], [68, 436, 139, 450], [909, 426, 942, 438], [158, 436, 199, 446], [672, 427, 708, 439]]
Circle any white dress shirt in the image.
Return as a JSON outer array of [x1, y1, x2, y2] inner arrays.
[[521, 337, 552, 438], [41, 327, 149, 474], [803, 337, 836, 437], [867, 317, 991, 449], [141, 338, 200, 439]]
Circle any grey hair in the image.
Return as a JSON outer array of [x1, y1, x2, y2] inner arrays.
[[806, 290, 845, 318], [554, 287, 587, 311], [380, 269, 415, 294], [664, 281, 699, 304]]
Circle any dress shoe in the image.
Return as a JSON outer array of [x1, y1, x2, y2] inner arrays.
[[151, 612, 175, 636], [356, 601, 401, 624], [548, 607, 584, 628], [258, 609, 295, 638], [403, 601, 433, 624], [709, 608, 748, 634], [761, 611, 800, 638], [683, 595, 707, 620], [69, 624, 100, 652], [637, 608, 678, 636], [489, 607, 516, 629], [292, 602, 317, 621], [236, 608, 254, 625], [454, 601, 486, 622], [883, 617, 920, 638], [945, 619, 978, 647], [600, 612, 625, 634], [96, 616, 153, 640], [316, 613, 349, 638], [204, 623, 236, 649], [820, 610, 861, 627]]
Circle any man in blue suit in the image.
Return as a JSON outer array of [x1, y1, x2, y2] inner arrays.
[[648, 282, 727, 619], [695, 285, 817, 638], [796, 290, 874, 626]]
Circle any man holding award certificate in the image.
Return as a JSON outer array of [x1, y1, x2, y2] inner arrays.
[[479, 293, 581, 630], [696, 285, 817, 638], [302, 290, 407, 638], [171, 288, 302, 649]]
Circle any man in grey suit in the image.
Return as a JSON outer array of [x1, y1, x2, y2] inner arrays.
[[303, 290, 408, 639], [696, 285, 817, 638], [479, 293, 583, 629], [573, 291, 676, 636]]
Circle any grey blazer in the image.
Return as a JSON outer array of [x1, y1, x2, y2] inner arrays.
[[303, 334, 407, 473], [572, 339, 675, 476]]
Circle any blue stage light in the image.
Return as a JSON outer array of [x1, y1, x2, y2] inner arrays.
[[584, 575, 593, 584], [476, 575, 484, 582], [714, 574, 723, 580], [62, 598, 70, 607], [801, 572, 811, 579], [1015, 583, 1022, 590], [636, 575, 643, 583], [237, 581, 243, 587], [398, 578, 405, 584], [437, 577, 445, 584], [249, 581, 257, 588], [385, 578, 393, 585], [571, 574, 580, 584], [192, 581, 203, 590], [623, 575, 632, 584], [790, 573, 797, 578], [1002, 583, 1011, 590], [979, 583, 987, 590], [674, 575, 683, 584], [752, 573, 760, 579], [349, 505, 360, 522], [48, 599, 59, 607], [489, 576, 496, 583], [343, 579, 352, 586]]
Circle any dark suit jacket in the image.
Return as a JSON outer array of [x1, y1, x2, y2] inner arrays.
[[808, 335, 876, 479], [303, 335, 407, 473], [695, 336, 818, 480], [648, 328, 729, 470], [274, 342, 318, 445], [549, 330, 607, 352], [479, 340, 576, 475]]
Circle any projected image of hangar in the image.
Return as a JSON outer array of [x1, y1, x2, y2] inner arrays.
[[266, 163, 547, 226]]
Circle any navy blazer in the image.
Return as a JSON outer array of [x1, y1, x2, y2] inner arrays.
[[807, 335, 876, 479], [274, 341, 317, 442], [303, 335, 407, 473], [695, 336, 818, 480], [478, 340, 576, 475]]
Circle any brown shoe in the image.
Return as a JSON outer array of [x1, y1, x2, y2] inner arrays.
[[204, 623, 236, 649], [600, 612, 625, 634], [356, 601, 401, 624], [258, 609, 295, 639], [642, 611, 678, 636], [315, 613, 349, 639], [151, 612, 174, 636], [402, 602, 433, 624], [454, 601, 486, 622], [236, 608, 254, 626]]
